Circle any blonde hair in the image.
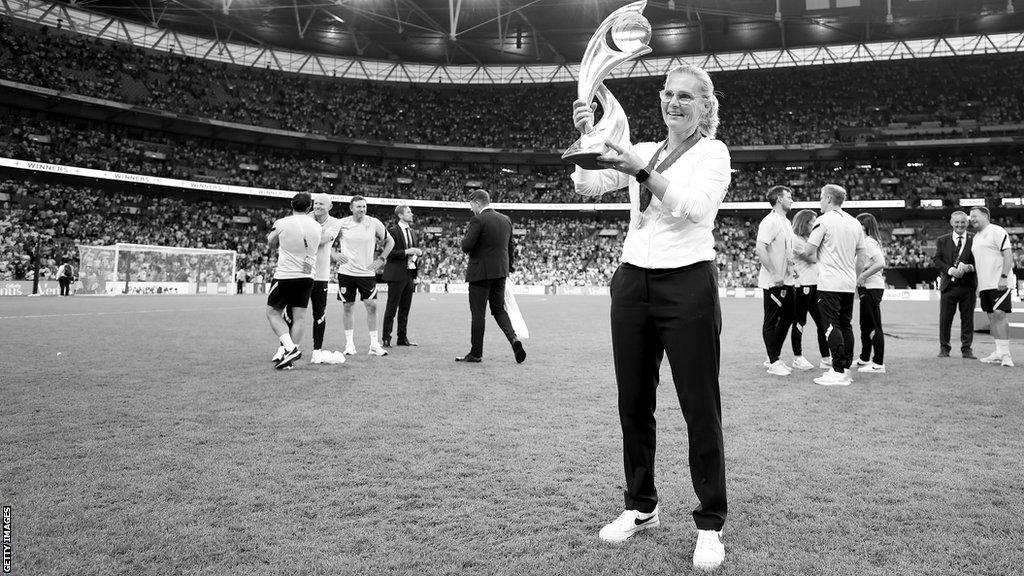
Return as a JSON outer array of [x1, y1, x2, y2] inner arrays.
[[666, 64, 720, 140], [820, 184, 847, 206]]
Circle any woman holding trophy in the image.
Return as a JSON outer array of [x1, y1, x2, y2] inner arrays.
[[570, 61, 732, 570]]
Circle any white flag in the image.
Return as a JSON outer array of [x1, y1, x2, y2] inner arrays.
[[504, 282, 530, 339]]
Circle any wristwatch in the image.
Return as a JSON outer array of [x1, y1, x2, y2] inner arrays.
[[635, 168, 650, 183]]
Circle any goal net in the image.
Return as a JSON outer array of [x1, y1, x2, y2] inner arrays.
[[76, 243, 237, 295]]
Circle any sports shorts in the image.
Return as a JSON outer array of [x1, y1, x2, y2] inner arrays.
[[267, 277, 314, 309], [337, 273, 378, 302]]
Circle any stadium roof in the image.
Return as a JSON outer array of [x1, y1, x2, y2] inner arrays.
[[47, 0, 1024, 66]]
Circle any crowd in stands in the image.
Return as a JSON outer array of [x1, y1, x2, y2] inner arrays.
[[3, 21, 1024, 150], [3, 111, 1024, 205], [4, 180, 1022, 289]]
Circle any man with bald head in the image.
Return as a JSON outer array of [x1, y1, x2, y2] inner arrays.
[[932, 211, 977, 359], [309, 193, 344, 364]]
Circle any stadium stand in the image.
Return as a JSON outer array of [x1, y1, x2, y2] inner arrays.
[[2, 111, 1023, 205], [2, 22, 1024, 148], [3, 180, 1022, 287]]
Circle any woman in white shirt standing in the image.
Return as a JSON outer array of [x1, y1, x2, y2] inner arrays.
[[571, 64, 730, 570], [855, 213, 887, 373], [790, 209, 830, 370]]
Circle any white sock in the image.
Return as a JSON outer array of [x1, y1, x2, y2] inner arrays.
[[279, 334, 295, 350], [369, 330, 379, 346], [995, 339, 1009, 355], [345, 330, 354, 347]]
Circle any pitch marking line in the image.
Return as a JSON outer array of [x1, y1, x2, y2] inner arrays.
[[0, 306, 253, 320]]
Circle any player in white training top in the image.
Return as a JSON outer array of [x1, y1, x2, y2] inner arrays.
[[756, 185, 796, 376], [802, 184, 867, 386], [969, 206, 1015, 367], [266, 192, 321, 369], [335, 196, 394, 356], [308, 193, 344, 365]]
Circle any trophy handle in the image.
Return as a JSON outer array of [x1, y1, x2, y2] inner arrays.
[[562, 84, 631, 170]]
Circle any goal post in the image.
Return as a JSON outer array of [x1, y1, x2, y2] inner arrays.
[[77, 243, 237, 295]]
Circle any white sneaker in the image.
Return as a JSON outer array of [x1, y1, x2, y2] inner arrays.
[[855, 358, 870, 366], [857, 362, 886, 373], [791, 356, 815, 371], [762, 358, 771, 368], [368, 344, 388, 356], [271, 346, 285, 362], [766, 360, 791, 376], [819, 357, 833, 369], [814, 369, 852, 386], [343, 344, 357, 356], [980, 351, 1003, 364], [692, 529, 725, 570], [598, 506, 660, 543], [325, 351, 346, 365], [310, 349, 324, 364], [1001, 355, 1014, 367]]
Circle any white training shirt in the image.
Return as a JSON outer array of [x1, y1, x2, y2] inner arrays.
[[756, 210, 795, 289], [337, 215, 387, 277], [857, 236, 886, 290], [272, 214, 321, 280], [572, 138, 731, 269], [791, 236, 819, 286], [314, 215, 343, 282], [807, 209, 865, 293], [971, 223, 1010, 291]]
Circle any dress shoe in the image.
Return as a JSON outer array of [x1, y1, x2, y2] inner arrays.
[[937, 350, 950, 357], [397, 339, 418, 346], [962, 350, 977, 359], [382, 338, 392, 348], [512, 340, 526, 364], [455, 354, 482, 363]]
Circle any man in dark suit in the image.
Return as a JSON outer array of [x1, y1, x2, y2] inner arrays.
[[381, 205, 423, 347], [456, 189, 526, 364], [932, 210, 977, 358]]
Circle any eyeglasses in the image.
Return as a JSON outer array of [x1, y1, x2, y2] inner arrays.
[[658, 90, 696, 104]]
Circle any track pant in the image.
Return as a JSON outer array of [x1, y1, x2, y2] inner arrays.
[[311, 280, 328, 350], [791, 285, 828, 358], [609, 262, 726, 531], [857, 287, 885, 365], [938, 285, 976, 354], [762, 285, 794, 363], [817, 290, 855, 373]]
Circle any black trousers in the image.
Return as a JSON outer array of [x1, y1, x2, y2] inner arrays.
[[467, 277, 517, 357], [938, 285, 976, 353], [311, 280, 328, 350], [817, 291, 855, 372], [236, 280, 244, 294], [59, 277, 71, 296], [857, 287, 885, 364], [762, 286, 794, 362], [791, 285, 828, 357], [609, 262, 726, 531], [383, 271, 415, 341]]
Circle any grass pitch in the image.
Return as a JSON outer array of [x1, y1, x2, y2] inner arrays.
[[2, 293, 1022, 576]]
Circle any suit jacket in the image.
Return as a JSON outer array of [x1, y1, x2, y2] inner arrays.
[[932, 232, 977, 292], [461, 208, 514, 283], [382, 224, 419, 282]]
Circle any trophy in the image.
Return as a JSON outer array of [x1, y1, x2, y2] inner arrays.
[[562, 1, 652, 169]]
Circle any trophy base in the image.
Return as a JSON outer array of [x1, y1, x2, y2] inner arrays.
[[562, 150, 607, 170]]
